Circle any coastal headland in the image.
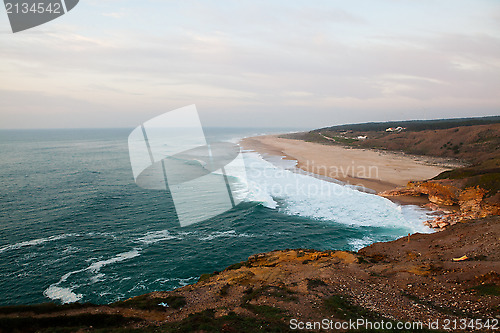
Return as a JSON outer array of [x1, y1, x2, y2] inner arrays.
[[1, 118, 498, 332]]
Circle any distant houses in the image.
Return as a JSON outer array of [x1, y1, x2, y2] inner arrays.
[[385, 126, 406, 132]]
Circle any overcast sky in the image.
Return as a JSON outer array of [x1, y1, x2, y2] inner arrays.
[[1, 0, 499, 129]]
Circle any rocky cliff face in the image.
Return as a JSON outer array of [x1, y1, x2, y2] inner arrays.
[[381, 180, 500, 230]]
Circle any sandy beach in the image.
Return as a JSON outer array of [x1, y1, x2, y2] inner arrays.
[[241, 135, 450, 194]]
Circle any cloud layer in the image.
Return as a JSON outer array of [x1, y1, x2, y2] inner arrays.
[[1, 0, 499, 128]]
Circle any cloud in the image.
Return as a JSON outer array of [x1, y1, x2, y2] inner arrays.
[[102, 10, 128, 19], [0, 1, 499, 128]]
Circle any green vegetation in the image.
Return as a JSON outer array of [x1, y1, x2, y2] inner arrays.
[[400, 291, 470, 318], [243, 304, 287, 320], [331, 136, 358, 144], [219, 283, 230, 296], [306, 278, 327, 289], [237, 285, 296, 323], [434, 158, 500, 179], [198, 271, 219, 282], [323, 295, 380, 320], [224, 260, 251, 271], [322, 295, 442, 332], [315, 116, 500, 133], [0, 313, 141, 332], [158, 309, 291, 333], [112, 294, 186, 310], [242, 285, 298, 304], [282, 131, 332, 144], [472, 283, 500, 296], [472, 172, 500, 196], [0, 309, 291, 333], [433, 158, 500, 196], [286, 117, 500, 169], [0, 302, 92, 315]]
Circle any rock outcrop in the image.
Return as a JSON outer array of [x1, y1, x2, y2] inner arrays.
[[381, 181, 500, 230]]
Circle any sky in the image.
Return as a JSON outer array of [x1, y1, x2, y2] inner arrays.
[[0, 0, 499, 129]]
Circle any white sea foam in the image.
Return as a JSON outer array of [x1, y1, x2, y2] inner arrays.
[[88, 248, 141, 273], [137, 230, 181, 245], [0, 232, 117, 254], [174, 276, 198, 287], [0, 234, 79, 254], [240, 152, 433, 233], [61, 246, 80, 255], [43, 268, 86, 304], [244, 180, 277, 209], [348, 236, 374, 251], [153, 276, 198, 286], [130, 282, 147, 292], [44, 285, 83, 304], [199, 230, 253, 241], [87, 232, 117, 239], [44, 248, 142, 304], [90, 273, 105, 283], [41, 144, 431, 304]]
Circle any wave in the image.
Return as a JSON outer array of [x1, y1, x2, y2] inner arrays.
[[199, 230, 253, 241], [153, 276, 198, 287], [88, 248, 141, 274], [348, 236, 374, 251], [137, 230, 183, 245], [44, 285, 83, 304], [133, 228, 253, 244], [0, 233, 80, 254], [0, 232, 119, 255], [44, 248, 142, 304], [243, 180, 277, 209], [238, 151, 432, 232]]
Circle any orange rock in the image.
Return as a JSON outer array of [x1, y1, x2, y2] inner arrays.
[[437, 221, 449, 228], [387, 181, 497, 229]]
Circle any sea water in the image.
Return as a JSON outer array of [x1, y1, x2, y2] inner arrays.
[[0, 128, 432, 305]]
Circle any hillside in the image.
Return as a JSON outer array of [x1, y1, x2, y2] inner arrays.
[[288, 123, 500, 164], [315, 116, 500, 133]]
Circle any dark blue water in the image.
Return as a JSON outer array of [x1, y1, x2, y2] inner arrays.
[[0, 128, 430, 305]]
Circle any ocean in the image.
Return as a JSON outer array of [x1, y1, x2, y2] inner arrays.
[[0, 128, 432, 306]]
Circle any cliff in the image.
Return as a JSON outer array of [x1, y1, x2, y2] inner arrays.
[[0, 216, 498, 332], [380, 159, 500, 230]]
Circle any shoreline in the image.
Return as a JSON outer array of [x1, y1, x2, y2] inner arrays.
[[2, 216, 497, 331], [240, 134, 451, 206]]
